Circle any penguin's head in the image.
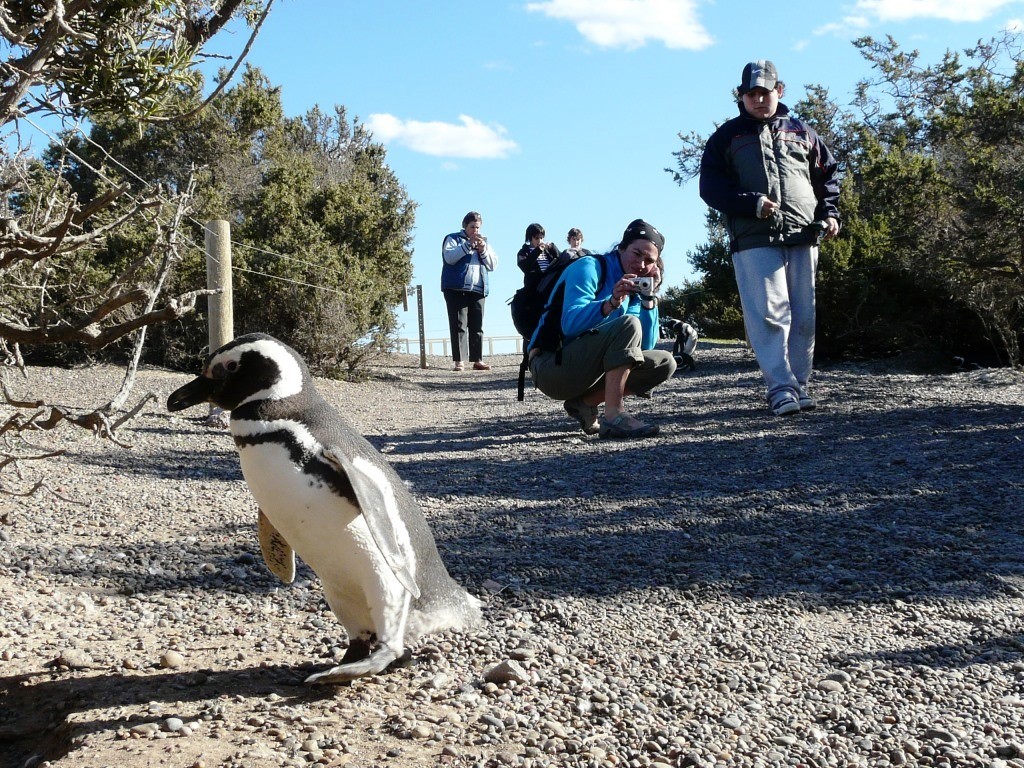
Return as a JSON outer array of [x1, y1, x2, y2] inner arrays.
[[167, 333, 309, 413]]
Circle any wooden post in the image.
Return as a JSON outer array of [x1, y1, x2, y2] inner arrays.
[[416, 285, 427, 369], [205, 220, 233, 350], [204, 220, 233, 425]]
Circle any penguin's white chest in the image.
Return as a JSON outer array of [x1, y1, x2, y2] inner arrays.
[[236, 441, 385, 596]]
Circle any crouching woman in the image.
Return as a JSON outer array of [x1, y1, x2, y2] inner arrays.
[[527, 219, 676, 439]]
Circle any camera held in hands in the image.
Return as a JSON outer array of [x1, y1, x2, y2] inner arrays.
[[631, 276, 655, 298]]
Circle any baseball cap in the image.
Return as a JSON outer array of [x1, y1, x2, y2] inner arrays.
[[739, 60, 778, 93]]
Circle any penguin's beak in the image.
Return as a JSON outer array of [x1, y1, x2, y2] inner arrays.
[[167, 375, 218, 412]]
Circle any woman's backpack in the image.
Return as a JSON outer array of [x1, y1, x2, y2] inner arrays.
[[510, 253, 578, 340], [509, 253, 605, 400]]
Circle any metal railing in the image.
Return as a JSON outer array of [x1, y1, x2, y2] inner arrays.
[[394, 335, 524, 357]]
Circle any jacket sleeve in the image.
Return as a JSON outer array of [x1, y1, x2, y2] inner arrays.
[[480, 240, 497, 271], [517, 244, 537, 274], [808, 126, 842, 222], [699, 128, 762, 218], [442, 233, 473, 265], [560, 256, 613, 340]]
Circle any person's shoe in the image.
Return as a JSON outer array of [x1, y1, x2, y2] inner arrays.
[[453, 362, 465, 371], [598, 413, 659, 440], [798, 395, 817, 410], [472, 361, 491, 371], [771, 397, 800, 416], [564, 397, 600, 435]]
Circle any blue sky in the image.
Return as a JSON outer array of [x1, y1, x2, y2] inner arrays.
[[207, 0, 1024, 348]]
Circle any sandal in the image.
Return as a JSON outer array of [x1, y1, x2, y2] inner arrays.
[[598, 412, 659, 440], [563, 397, 600, 435]]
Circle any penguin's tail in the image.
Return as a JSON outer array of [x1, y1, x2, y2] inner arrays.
[[304, 643, 404, 684], [409, 588, 482, 639]]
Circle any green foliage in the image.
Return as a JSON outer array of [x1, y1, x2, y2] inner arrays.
[[659, 210, 745, 338], [53, 66, 417, 374], [2, 1, 262, 123]]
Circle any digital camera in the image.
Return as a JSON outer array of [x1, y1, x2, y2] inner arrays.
[[631, 276, 655, 297]]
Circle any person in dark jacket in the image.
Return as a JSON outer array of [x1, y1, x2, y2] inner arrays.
[[700, 59, 841, 416], [516, 223, 562, 282], [441, 211, 498, 371]]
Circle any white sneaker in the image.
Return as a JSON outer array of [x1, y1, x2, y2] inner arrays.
[[772, 398, 800, 416], [798, 395, 817, 410]]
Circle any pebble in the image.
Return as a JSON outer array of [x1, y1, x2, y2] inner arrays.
[[159, 650, 185, 669], [483, 659, 530, 685], [55, 648, 92, 669]]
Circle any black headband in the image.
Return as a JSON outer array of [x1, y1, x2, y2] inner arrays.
[[619, 219, 665, 253]]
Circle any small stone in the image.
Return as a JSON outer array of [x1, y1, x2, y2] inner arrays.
[[721, 715, 743, 731], [923, 727, 958, 744], [410, 725, 432, 739], [818, 679, 845, 693], [483, 659, 529, 685], [56, 648, 93, 669], [424, 673, 450, 690], [130, 723, 160, 737], [164, 717, 184, 733], [159, 650, 185, 669]]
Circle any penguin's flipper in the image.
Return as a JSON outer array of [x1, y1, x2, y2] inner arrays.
[[304, 643, 403, 684], [257, 508, 296, 584], [319, 447, 421, 599]]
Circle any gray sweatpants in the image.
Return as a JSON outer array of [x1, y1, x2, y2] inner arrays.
[[529, 315, 676, 402], [732, 244, 817, 407]]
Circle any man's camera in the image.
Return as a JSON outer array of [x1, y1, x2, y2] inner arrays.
[[631, 276, 655, 298]]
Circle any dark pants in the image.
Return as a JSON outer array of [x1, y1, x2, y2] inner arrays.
[[443, 289, 485, 362]]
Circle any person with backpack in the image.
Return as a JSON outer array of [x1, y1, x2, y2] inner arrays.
[[516, 223, 561, 279], [510, 225, 589, 400], [526, 219, 676, 439], [441, 211, 498, 371]]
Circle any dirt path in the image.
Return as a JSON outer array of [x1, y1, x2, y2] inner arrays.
[[2, 343, 1023, 768]]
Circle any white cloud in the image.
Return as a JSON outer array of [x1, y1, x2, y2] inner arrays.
[[852, 0, 1021, 23], [814, 15, 870, 35], [1005, 16, 1024, 30], [364, 114, 519, 159], [525, 0, 713, 50]]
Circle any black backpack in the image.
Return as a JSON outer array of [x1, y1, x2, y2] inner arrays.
[[510, 252, 580, 340], [510, 253, 605, 400]]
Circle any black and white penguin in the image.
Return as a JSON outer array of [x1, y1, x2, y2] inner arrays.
[[167, 333, 481, 683]]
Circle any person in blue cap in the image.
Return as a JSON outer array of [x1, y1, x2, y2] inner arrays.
[[700, 59, 841, 416]]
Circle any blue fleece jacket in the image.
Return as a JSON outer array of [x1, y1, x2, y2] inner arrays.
[[528, 249, 659, 352]]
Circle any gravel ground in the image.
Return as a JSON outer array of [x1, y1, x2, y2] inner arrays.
[[1, 341, 1023, 768]]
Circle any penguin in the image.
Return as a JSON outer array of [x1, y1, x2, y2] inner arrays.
[[167, 333, 481, 684]]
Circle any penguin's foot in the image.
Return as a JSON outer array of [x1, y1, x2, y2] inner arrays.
[[304, 643, 404, 684]]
